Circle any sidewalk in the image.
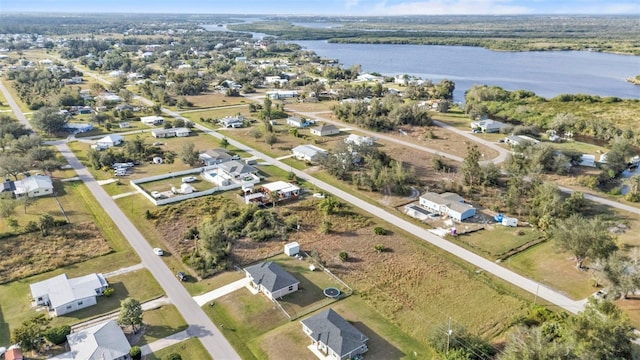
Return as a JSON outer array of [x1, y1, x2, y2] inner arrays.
[[104, 263, 145, 278]]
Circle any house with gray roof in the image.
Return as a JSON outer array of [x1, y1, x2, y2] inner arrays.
[[244, 261, 299, 301], [300, 308, 369, 360], [310, 123, 340, 137], [217, 160, 257, 179], [199, 148, 233, 166], [30, 273, 109, 316], [292, 144, 328, 164], [13, 174, 53, 198], [418, 192, 476, 222], [52, 320, 130, 360], [470, 119, 506, 133]]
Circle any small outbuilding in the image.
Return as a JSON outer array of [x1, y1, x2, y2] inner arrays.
[[284, 242, 300, 256]]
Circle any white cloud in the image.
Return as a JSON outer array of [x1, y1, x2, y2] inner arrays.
[[344, 0, 361, 9], [365, 0, 533, 15]]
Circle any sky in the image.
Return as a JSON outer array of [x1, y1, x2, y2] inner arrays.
[[0, 0, 638, 15]]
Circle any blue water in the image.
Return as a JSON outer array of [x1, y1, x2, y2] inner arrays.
[[294, 41, 640, 102]]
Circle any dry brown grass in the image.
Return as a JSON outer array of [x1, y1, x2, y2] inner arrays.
[[0, 223, 112, 283], [184, 92, 249, 108]]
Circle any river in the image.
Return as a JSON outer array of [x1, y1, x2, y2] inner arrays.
[[295, 41, 640, 102]]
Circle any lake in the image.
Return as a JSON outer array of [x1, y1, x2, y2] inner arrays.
[[295, 41, 640, 102]]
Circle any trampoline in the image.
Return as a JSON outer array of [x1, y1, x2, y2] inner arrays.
[[323, 287, 341, 298]]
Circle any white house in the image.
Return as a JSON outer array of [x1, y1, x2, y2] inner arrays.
[[64, 123, 93, 133], [310, 123, 340, 137], [418, 192, 476, 222], [286, 116, 312, 128], [300, 308, 369, 360], [356, 73, 384, 82], [470, 119, 506, 133], [13, 175, 53, 198], [140, 116, 164, 126], [95, 134, 123, 149], [579, 154, 597, 167], [219, 116, 244, 128], [199, 149, 233, 166], [245, 181, 301, 205], [244, 261, 300, 301], [52, 320, 130, 360], [30, 273, 109, 316], [150, 127, 191, 138], [292, 145, 328, 164], [266, 90, 298, 99]]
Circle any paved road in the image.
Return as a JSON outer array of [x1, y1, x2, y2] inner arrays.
[[0, 79, 240, 360]]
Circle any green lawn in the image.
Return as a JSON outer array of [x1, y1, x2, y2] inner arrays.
[[452, 225, 545, 259], [145, 338, 212, 360], [0, 268, 163, 344], [139, 305, 188, 345]]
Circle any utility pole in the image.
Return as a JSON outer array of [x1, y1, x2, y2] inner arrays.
[[446, 317, 452, 354]]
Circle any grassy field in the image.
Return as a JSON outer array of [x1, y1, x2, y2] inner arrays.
[[139, 305, 188, 345], [145, 337, 212, 360], [452, 225, 545, 260], [0, 269, 163, 344], [183, 92, 250, 109]]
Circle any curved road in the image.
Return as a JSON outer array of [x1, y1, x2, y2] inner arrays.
[[0, 80, 241, 360]]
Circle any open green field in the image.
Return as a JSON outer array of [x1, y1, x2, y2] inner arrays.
[[452, 225, 545, 260], [0, 269, 162, 344], [139, 305, 188, 345], [146, 337, 212, 360]]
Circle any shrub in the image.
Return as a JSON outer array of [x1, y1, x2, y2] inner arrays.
[[103, 287, 115, 297], [374, 244, 386, 253], [130, 346, 142, 360], [577, 175, 598, 189], [339, 251, 349, 261], [45, 325, 71, 345], [24, 221, 38, 233], [373, 226, 388, 235], [165, 354, 183, 360]]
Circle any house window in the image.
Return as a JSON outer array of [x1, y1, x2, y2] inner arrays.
[[288, 285, 294, 291], [66, 305, 72, 309], [37, 297, 43, 301], [77, 301, 83, 305]]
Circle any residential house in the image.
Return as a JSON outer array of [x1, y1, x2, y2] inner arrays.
[[217, 160, 258, 179], [244, 261, 300, 301], [52, 320, 131, 360], [292, 145, 328, 164], [470, 119, 506, 133], [310, 123, 340, 137], [4, 348, 23, 360], [266, 90, 298, 99], [579, 154, 597, 167], [286, 116, 312, 128], [0, 179, 16, 195], [199, 149, 233, 166], [95, 134, 124, 149], [64, 123, 93, 133], [30, 273, 109, 316], [14, 174, 53, 198], [356, 73, 384, 82], [246, 180, 300, 204], [404, 204, 433, 221], [300, 308, 369, 360], [220, 116, 244, 128], [418, 192, 476, 222], [97, 93, 122, 103], [140, 116, 164, 126], [150, 127, 191, 138], [504, 135, 538, 147]]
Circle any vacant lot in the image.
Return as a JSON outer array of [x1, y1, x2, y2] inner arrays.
[[0, 223, 112, 284], [452, 225, 545, 260], [138, 305, 188, 345], [183, 92, 249, 108], [146, 338, 212, 360]]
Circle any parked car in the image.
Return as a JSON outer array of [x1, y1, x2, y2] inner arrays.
[[182, 176, 197, 183], [153, 248, 164, 256], [176, 272, 187, 281]]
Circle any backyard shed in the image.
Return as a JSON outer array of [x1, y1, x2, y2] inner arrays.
[[284, 242, 300, 256]]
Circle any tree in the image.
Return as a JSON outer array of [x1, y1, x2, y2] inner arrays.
[[264, 133, 277, 148], [461, 144, 481, 187], [603, 252, 640, 299], [11, 313, 50, 352], [129, 345, 142, 360], [0, 197, 16, 218], [339, 251, 349, 261], [179, 142, 199, 166], [552, 215, 617, 269], [44, 325, 71, 345], [565, 298, 636, 359], [117, 297, 143, 333], [32, 107, 68, 135], [38, 214, 55, 236], [499, 326, 570, 360], [318, 196, 341, 216], [165, 353, 183, 360], [220, 137, 229, 149], [428, 321, 496, 359]]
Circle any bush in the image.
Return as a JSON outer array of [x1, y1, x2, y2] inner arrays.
[[130, 346, 142, 360], [577, 175, 598, 189], [339, 251, 349, 261], [24, 221, 38, 233], [45, 325, 71, 345], [373, 227, 388, 235], [374, 244, 386, 253], [103, 287, 115, 297], [165, 354, 183, 360]]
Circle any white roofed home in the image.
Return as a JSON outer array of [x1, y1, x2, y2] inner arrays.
[[95, 134, 124, 149], [52, 320, 130, 360], [344, 134, 375, 146], [310, 123, 340, 137], [30, 273, 109, 316], [14, 174, 53, 198], [470, 119, 506, 133], [150, 127, 191, 138], [244, 261, 300, 301], [292, 144, 328, 164], [300, 308, 369, 360], [140, 115, 164, 126], [419, 192, 476, 222]]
